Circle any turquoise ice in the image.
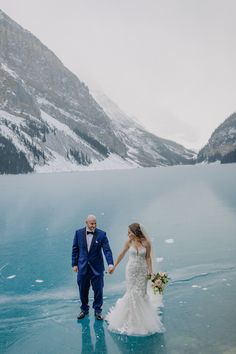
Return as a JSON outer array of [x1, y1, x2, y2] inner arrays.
[[0, 164, 236, 354]]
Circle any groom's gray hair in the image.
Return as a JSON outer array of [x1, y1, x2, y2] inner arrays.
[[86, 214, 96, 221]]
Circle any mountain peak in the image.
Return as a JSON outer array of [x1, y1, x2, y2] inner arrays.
[[0, 8, 30, 36], [0, 9, 16, 23], [0, 9, 8, 20], [0, 10, 196, 174]]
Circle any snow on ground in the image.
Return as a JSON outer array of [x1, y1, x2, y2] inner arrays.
[[0, 109, 138, 173], [1, 63, 19, 80], [0, 110, 45, 165], [7, 275, 16, 279], [40, 110, 101, 155], [40, 110, 79, 139], [87, 153, 136, 171], [0, 110, 26, 126], [35, 149, 84, 173], [164, 142, 196, 156], [165, 238, 174, 244], [0, 124, 29, 155], [35, 151, 136, 173], [37, 97, 82, 121]]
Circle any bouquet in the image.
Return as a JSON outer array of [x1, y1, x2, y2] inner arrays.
[[148, 272, 170, 294]]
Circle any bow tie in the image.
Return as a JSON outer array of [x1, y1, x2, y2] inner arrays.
[[87, 231, 94, 235]]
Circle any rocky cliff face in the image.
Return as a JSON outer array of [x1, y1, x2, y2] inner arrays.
[[197, 113, 236, 164], [0, 9, 196, 174]]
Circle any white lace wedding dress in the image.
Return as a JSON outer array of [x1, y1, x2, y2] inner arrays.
[[106, 245, 165, 336]]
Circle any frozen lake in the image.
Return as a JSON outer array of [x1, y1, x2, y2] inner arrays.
[[0, 164, 236, 354]]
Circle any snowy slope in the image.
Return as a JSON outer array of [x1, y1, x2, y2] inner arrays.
[[91, 88, 197, 167], [0, 9, 196, 174], [197, 113, 236, 163]]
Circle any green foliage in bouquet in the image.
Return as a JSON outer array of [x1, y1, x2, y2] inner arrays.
[[147, 272, 170, 294]]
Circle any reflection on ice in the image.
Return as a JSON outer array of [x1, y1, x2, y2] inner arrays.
[[79, 318, 109, 354], [110, 330, 166, 354]]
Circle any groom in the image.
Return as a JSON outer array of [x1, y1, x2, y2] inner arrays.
[[72, 215, 114, 320]]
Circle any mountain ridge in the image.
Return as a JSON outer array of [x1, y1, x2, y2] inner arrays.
[[197, 113, 236, 164], [0, 9, 198, 174]]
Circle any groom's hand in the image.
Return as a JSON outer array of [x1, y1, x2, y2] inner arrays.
[[73, 266, 78, 273], [107, 265, 114, 274]]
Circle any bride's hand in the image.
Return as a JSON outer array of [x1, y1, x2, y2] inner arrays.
[[108, 265, 115, 274], [147, 272, 155, 279]]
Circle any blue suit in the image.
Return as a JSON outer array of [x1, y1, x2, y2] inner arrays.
[[72, 227, 113, 314]]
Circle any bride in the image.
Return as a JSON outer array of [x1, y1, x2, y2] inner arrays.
[[106, 223, 165, 336]]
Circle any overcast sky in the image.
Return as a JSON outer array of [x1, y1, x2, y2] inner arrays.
[[0, 0, 235, 149]]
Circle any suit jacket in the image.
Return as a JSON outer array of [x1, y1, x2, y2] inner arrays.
[[72, 227, 114, 275]]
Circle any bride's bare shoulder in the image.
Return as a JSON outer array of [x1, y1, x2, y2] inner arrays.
[[124, 239, 131, 248], [142, 238, 151, 248]]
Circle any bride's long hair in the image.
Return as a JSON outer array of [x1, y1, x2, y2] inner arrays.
[[128, 223, 153, 259], [128, 223, 149, 243]]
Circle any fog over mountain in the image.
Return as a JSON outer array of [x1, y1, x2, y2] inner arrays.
[[0, 10, 197, 174]]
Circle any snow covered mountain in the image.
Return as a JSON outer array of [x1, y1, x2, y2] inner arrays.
[[0, 9, 196, 174], [197, 113, 236, 164], [91, 88, 196, 167]]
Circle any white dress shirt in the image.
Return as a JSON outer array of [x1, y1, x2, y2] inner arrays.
[[86, 228, 94, 251]]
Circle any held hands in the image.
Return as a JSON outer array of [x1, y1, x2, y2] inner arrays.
[[73, 265, 115, 274], [73, 265, 114, 274], [107, 265, 115, 274]]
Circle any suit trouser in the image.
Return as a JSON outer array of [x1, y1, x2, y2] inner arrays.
[[77, 265, 104, 313]]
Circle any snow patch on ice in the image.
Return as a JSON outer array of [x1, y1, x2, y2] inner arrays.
[[165, 238, 174, 244], [7, 275, 16, 279]]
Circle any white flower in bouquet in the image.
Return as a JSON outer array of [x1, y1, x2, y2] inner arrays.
[[149, 271, 170, 294]]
